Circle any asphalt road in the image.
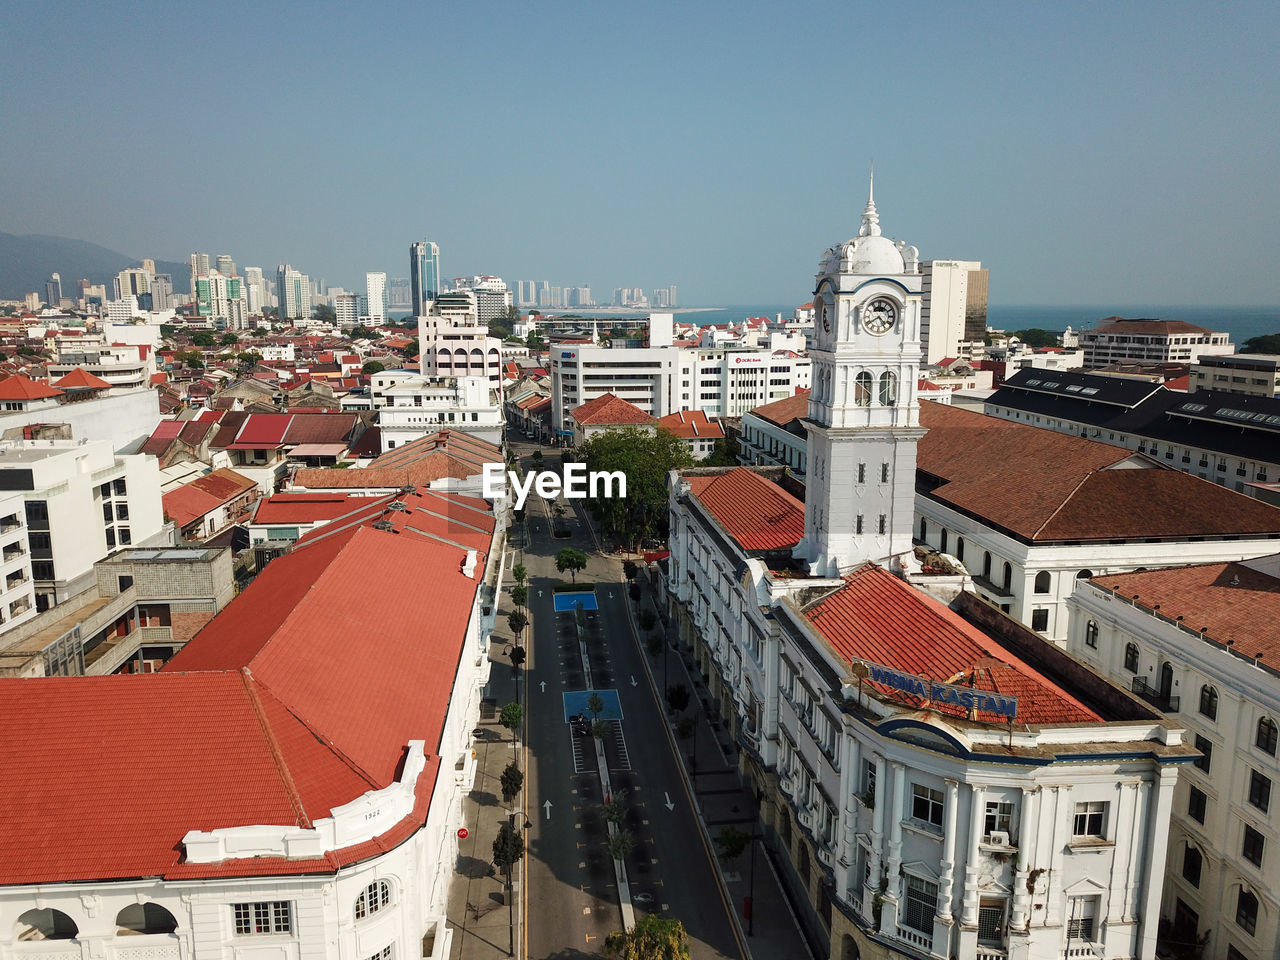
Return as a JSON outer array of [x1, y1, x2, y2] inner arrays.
[[511, 434, 745, 960]]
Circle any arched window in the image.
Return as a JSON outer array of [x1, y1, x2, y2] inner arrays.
[[1084, 620, 1099, 648], [16, 908, 78, 940], [1199, 686, 1218, 720], [955, 537, 965, 561], [940, 529, 948, 554], [878, 371, 897, 406], [1076, 569, 1094, 580], [982, 552, 992, 580], [1182, 845, 1202, 887], [116, 903, 178, 935], [855, 372, 872, 406], [919, 518, 928, 542], [1002, 562, 1012, 592], [1034, 571, 1051, 594], [1258, 717, 1279, 756], [1124, 642, 1140, 673], [355, 880, 392, 921]]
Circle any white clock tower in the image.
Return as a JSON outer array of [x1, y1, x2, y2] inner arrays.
[[794, 178, 926, 577]]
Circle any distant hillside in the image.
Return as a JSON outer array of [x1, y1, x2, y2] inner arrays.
[[0, 231, 190, 300]]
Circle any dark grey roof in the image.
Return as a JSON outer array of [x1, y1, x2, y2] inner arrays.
[[993, 368, 1165, 410]]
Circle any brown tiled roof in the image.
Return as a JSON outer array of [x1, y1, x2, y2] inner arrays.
[[53, 367, 111, 390], [1093, 562, 1280, 659], [687, 467, 805, 551], [0, 375, 62, 400], [570, 392, 657, 426], [656, 410, 725, 440], [918, 402, 1280, 542], [748, 389, 810, 427], [1090, 318, 1220, 337]]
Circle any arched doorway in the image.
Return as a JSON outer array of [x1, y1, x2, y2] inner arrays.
[[840, 932, 861, 960], [116, 903, 178, 935], [1159, 662, 1174, 701], [16, 908, 78, 941]]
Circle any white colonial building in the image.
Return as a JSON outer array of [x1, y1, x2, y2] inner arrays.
[[663, 188, 1193, 960], [0, 488, 503, 960], [371, 369, 503, 450], [1065, 557, 1280, 960]]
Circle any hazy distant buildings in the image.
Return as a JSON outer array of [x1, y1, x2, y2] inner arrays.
[[44, 273, 62, 308], [242, 266, 267, 314], [214, 254, 235, 277], [1080, 318, 1233, 368], [334, 293, 360, 326], [410, 240, 440, 315], [276, 264, 310, 322], [365, 271, 387, 322], [194, 272, 247, 329], [386, 277, 411, 309], [113, 268, 150, 302], [920, 260, 987, 366], [448, 276, 511, 324]]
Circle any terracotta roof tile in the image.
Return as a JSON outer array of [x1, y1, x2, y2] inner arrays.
[[656, 410, 725, 440], [570, 392, 657, 426], [748, 389, 810, 427], [161, 468, 257, 527], [0, 374, 62, 400], [687, 467, 805, 551], [805, 564, 1100, 725], [53, 367, 111, 390]]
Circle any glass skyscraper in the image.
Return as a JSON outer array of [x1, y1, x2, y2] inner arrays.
[[409, 240, 440, 316]]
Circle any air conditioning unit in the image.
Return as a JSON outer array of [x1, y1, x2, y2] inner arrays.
[[988, 831, 1010, 847]]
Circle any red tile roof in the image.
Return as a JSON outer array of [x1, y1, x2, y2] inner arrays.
[[918, 401, 1280, 541], [0, 374, 62, 400], [161, 468, 258, 527], [53, 367, 111, 390], [1092, 562, 1280, 659], [805, 564, 1101, 726], [748, 389, 810, 427], [570, 392, 657, 426], [1091, 318, 1220, 336], [687, 467, 805, 551], [657, 410, 725, 440], [251, 492, 369, 524]]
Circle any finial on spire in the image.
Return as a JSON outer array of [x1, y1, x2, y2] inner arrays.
[[858, 165, 881, 237]]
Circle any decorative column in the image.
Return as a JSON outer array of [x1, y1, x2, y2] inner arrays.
[[961, 782, 984, 926], [1125, 779, 1149, 921], [880, 761, 906, 934], [1011, 786, 1037, 931], [838, 734, 862, 901], [1043, 786, 1066, 927], [933, 778, 961, 952], [1108, 779, 1136, 924], [863, 752, 886, 924]]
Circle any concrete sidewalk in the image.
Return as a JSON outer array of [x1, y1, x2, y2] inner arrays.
[[629, 573, 817, 960], [447, 565, 527, 960]]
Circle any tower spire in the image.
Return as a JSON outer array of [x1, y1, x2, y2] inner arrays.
[[859, 166, 881, 237]]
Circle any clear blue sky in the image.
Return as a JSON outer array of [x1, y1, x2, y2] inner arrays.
[[2, 1, 1277, 307]]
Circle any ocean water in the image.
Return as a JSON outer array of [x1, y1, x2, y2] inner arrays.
[[675, 304, 1280, 347]]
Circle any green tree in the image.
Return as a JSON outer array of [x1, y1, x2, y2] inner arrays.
[[526, 328, 544, 350], [576, 427, 694, 550], [192, 332, 216, 347], [500, 761, 524, 802], [607, 828, 635, 862], [313, 303, 336, 324], [219, 332, 239, 346], [1243, 332, 1280, 354], [362, 360, 385, 374], [507, 609, 529, 641], [160, 324, 177, 338], [587, 691, 605, 720], [714, 826, 750, 862], [402, 338, 419, 358], [1010, 328, 1061, 348], [623, 560, 638, 581], [511, 584, 528, 608], [604, 914, 691, 960], [602, 789, 627, 825], [556, 547, 588, 582], [512, 563, 527, 586], [666, 683, 690, 713], [705, 435, 741, 467], [499, 701, 523, 744], [492, 820, 525, 880]]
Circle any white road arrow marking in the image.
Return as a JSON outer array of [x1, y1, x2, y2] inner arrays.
[[630, 675, 638, 687], [538, 589, 544, 597], [608, 592, 614, 599], [544, 800, 553, 820], [664, 792, 675, 811], [540, 681, 546, 693]]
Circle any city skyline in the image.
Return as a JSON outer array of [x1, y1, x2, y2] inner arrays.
[[2, 3, 1277, 307]]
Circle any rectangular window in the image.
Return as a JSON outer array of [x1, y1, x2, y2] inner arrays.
[[1194, 735, 1212, 773], [855, 515, 864, 534], [1066, 896, 1098, 941], [113, 478, 127, 497], [1072, 801, 1107, 839], [977, 899, 1005, 946], [880, 462, 889, 483], [984, 801, 1014, 839], [911, 784, 944, 828], [233, 901, 292, 935], [1242, 825, 1264, 867], [877, 514, 886, 535], [902, 875, 938, 934], [1031, 608, 1049, 632], [863, 759, 876, 799], [1188, 786, 1207, 824], [1248, 771, 1271, 812], [857, 463, 866, 484]]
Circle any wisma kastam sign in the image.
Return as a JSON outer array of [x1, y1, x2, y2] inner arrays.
[[860, 660, 1019, 719]]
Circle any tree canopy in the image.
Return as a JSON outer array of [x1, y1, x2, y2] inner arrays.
[[604, 915, 691, 960], [492, 821, 524, 877], [556, 547, 588, 582], [575, 427, 693, 550], [313, 303, 336, 324], [1243, 332, 1280, 354], [362, 360, 385, 374], [1010, 328, 1061, 348], [192, 332, 216, 347]]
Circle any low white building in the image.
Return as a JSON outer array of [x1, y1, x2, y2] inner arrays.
[[0, 488, 503, 960], [913, 401, 1280, 643], [0, 492, 35, 633], [1064, 557, 1280, 960], [371, 371, 502, 449], [1080, 317, 1233, 369], [738, 388, 810, 478], [0, 437, 166, 609]]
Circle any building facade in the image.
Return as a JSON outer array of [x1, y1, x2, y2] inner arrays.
[[276, 264, 310, 322], [920, 259, 987, 366], [1080, 318, 1233, 369], [365, 271, 387, 322], [1190, 354, 1280, 398], [410, 240, 441, 315]]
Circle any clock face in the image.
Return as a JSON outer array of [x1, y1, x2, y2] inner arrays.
[[862, 297, 898, 335], [820, 302, 831, 333]]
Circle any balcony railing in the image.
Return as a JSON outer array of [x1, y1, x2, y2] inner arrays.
[[1131, 677, 1179, 713]]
